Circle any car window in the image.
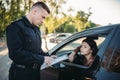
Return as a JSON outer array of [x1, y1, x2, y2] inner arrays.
[[107, 29, 120, 73], [109, 49, 120, 73], [102, 29, 120, 73], [56, 37, 105, 54], [54, 36, 106, 78]]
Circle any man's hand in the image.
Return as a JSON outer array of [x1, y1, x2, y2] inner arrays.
[[50, 55, 57, 58], [44, 56, 55, 65]]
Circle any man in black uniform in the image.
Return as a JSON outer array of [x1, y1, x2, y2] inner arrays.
[[6, 2, 55, 80]]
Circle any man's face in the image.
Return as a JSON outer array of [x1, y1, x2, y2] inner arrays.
[[32, 7, 48, 26]]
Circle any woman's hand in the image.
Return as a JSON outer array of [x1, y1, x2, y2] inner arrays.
[[68, 51, 76, 62]]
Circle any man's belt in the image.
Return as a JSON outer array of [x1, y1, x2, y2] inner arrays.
[[12, 63, 39, 69]]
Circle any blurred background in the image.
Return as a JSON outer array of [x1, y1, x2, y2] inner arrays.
[[0, 0, 120, 80]]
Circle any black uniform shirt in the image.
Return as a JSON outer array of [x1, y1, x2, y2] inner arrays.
[[6, 16, 48, 66]]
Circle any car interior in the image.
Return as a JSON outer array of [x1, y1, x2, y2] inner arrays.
[[51, 36, 106, 79]]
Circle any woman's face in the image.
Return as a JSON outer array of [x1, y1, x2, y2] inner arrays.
[[80, 42, 92, 55]]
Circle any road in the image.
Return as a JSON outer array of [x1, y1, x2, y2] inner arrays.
[[0, 39, 10, 80], [0, 47, 10, 80], [0, 38, 57, 80]]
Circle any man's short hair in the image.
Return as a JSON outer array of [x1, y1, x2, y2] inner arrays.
[[32, 2, 50, 14]]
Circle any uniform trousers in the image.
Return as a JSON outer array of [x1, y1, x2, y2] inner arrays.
[[9, 64, 40, 80]]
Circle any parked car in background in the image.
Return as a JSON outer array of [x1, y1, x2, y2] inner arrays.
[[49, 33, 72, 43], [41, 24, 120, 80], [47, 33, 56, 40]]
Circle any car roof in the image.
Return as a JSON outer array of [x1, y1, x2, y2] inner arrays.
[[74, 23, 120, 36]]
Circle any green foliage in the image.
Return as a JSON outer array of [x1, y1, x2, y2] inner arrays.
[[55, 21, 76, 33], [0, 0, 97, 37], [72, 10, 93, 32], [84, 21, 97, 29], [64, 24, 76, 33], [0, 0, 32, 37]]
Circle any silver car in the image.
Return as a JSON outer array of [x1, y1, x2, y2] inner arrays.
[[49, 33, 72, 43]]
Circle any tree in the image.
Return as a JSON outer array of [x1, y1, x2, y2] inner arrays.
[[85, 21, 96, 29], [0, 0, 96, 37], [55, 20, 75, 33], [72, 8, 94, 31], [0, 0, 34, 37], [40, 0, 66, 34]]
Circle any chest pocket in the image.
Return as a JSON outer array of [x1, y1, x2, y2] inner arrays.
[[24, 29, 37, 50], [25, 35, 35, 45], [15, 22, 40, 51]]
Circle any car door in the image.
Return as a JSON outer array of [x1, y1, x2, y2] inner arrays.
[[41, 24, 120, 80], [95, 27, 120, 80], [41, 37, 105, 80]]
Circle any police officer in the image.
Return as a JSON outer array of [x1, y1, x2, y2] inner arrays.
[[6, 2, 55, 80]]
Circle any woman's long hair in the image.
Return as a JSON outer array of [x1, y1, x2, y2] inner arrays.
[[74, 38, 98, 57], [73, 38, 98, 66]]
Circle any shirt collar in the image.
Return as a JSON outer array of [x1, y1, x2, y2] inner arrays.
[[22, 16, 39, 29]]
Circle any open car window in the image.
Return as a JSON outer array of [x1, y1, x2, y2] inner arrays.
[[56, 37, 105, 56], [49, 25, 113, 71], [53, 36, 105, 69]]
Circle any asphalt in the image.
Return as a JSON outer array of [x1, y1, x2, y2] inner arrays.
[[0, 39, 10, 80]]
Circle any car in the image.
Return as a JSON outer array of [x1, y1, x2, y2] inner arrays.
[[41, 24, 120, 80], [49, 33, 72, 43]]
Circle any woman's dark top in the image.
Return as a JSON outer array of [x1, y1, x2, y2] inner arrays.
[[73, 54, 100, 77]]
